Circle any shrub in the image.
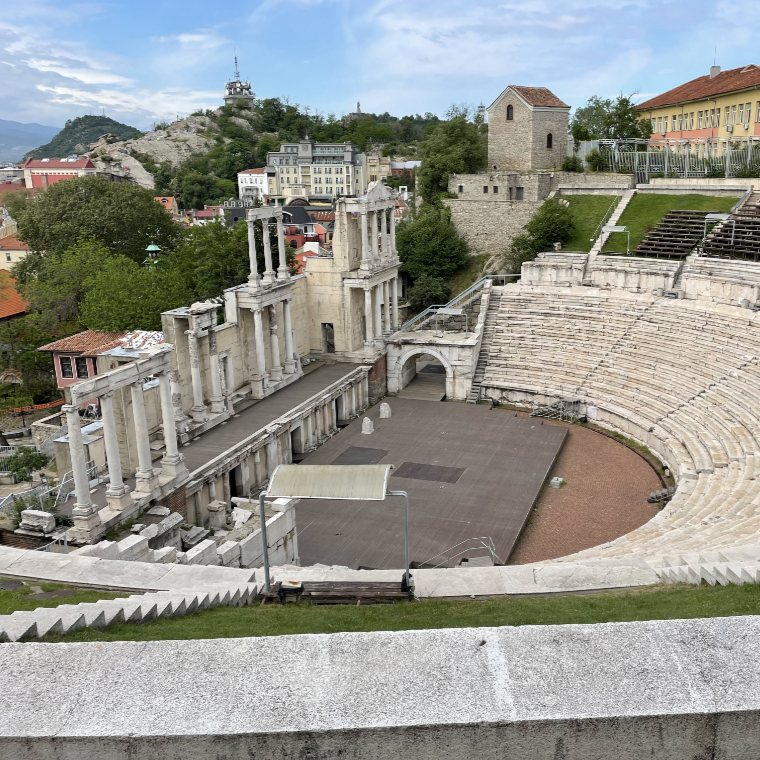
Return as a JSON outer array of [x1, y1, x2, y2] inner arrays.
[[407, 274, 451, 311], [706, 166, 725, 178], [585, 148, 607, 172], [561, 155, 584, 173], [735, 168, 760, 178], [6, 446, 49, 482], [8, 493, 69, 529]]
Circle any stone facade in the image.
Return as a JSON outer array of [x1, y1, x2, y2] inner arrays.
[[486, 86, 570, 172]]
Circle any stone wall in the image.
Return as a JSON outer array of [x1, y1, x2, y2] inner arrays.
[[443, 197, 542, 255], [530, 109, 568, 170], [488, 93, 533, 171], [5, 616, 760, 759]]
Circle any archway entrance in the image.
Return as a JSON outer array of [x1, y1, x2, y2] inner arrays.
[[396, 352, 447, 401]]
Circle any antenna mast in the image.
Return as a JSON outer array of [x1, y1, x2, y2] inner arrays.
[[234, 55, 240, 80]]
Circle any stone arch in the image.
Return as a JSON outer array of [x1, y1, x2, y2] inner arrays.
[[390, 346, 455, 398]]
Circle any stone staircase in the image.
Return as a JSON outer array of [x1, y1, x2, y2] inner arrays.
[[466, 286, 504, 403], [646, 544, 760, 586], [0, 582, 257, 642], [582, 189, 636, 284]]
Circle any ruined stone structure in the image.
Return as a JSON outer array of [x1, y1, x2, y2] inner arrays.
[[486, 85, 570, 172]]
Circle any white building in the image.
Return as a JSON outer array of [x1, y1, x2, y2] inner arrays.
[[237, 168, 267, 201]]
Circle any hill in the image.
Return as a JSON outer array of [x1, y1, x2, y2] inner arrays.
[[26, 116, 143, 159], [0, 119, 61, 163]]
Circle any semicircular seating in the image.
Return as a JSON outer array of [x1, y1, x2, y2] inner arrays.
[[480, 284, 760, 567]]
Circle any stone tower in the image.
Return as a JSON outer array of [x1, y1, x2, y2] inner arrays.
[[486, 86, 570, 172], [223, 56, 255, 107]]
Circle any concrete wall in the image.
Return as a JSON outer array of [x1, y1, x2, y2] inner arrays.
[[4, 616, 760, 759]]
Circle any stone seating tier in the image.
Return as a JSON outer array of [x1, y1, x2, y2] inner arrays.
[[480, 284, 760, 560]]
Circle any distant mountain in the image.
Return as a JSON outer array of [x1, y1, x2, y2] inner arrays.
[[25, 116, 143, 160], [0, 120, 61, 163]]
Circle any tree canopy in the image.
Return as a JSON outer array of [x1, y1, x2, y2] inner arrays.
[[570, 95, 652, 143], [503, 200, 575, 273], [8, 175, 182, 269], [416, 117, 487, 205]]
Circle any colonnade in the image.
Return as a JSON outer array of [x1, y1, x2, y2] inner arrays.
[[359, 207, 396, 271], [364, 276, 400, 344], [186, 371, 370, 527], [64, 370, 185, 527]]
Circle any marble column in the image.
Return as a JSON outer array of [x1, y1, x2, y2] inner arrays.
[[185, 329, 207, 421], [370, 210, 379, 264], [63, 404, 100, 531], [390, 277, 400, 330], [169, 369, 189, 433], [359, 211, 370, 271], [362, 374, 369, 408], [389, 206, 397, 256], [159, 371, 186, 479], [130, 382, 158, 493], [222, 470, 231, 507], [266, 437, 280, 476], [100, 392, 131, 510], [306, 413, 314, 450], [380, 209, 388, 259], [383, 279, 391, 334], [269, 304, 283, 382], [276, 216, 290, 280], [364, 287, 374, 344], [373, 283, 382, 340], [247, 219, 261, 289], [251, 308, 268, 397], [350, 385, 357, 416], [282, 299, 297, 374], [207, 327, 225, 415], [262, 220, 276, 284]]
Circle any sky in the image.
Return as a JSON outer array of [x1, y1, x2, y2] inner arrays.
[[1, 0, 759, 130]]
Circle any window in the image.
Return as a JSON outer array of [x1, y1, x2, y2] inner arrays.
[[546, 133, 553, 149], [739, 103, 744, 124], [515, 186, 524, 201], [678, 115, 683, 131], [724, 108, 730, 126], [651, 118, 656, 132], [4, 252, 10, 263], [457, 184, 464, 193], [509, 187, 514, 200], [698, 112, 703, 129], [75, 357, 89, 378], [747, 103, 752, 124], [60, 356, 74, 379], [757, 102, 760, 122], [483, 185, 489, 193], [506, 104, 513, 120], [715, 108, 720, 126], [690, 112, 694, 129], [493, 186, 498, 193], [657, 116, 663, 132], [732, 105, 737, 125]]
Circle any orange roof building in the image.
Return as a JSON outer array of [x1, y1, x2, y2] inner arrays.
[[0, 234, 29, 272], [0, 272, 27, 323]]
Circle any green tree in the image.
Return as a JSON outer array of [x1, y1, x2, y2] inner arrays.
[[396, 205, 469, 281], [502, 200, 575, 273], [6, 446, 49, 482], [571, 94, 652, 143], [9, 175, 181, 265], [80, 256, 194, 332], [407, 274, 450, 311], [416, 117, 487, 205]]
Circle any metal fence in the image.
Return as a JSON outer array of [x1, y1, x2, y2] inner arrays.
[[595, 137, 760, 183], [417, 537, 502, 569], [0, 460, 100, 517], [401, 274, 520, 332]]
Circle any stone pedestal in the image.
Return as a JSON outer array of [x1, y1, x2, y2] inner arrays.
[[207, 500, 230, 530], [362, 417, 374, 435], [18, 509, 55, 536], [249, 373, 266, 399], [106, 490, 133, 511], [69, 510, 102, 542]]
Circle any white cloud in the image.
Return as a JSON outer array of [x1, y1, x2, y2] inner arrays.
[[26, 58, 133, 85]]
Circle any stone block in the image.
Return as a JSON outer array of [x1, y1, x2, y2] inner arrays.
[[361, 417, 374, 434], [151, 546, 177, 564], [116, 534, 150, 562], [207, 500, 229, 530], [17, 510, 55, 536], [379, 402, 392, 418], [146, 506, 170, 517], [185, 539, 220, 566], [217, 541, 241, 568]]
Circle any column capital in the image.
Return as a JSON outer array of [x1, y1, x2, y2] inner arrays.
[[100, 390, 115, 399], [62, 403, 78, 414]]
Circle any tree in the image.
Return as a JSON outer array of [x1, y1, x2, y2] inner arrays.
[[6, 447, 49, 482], [80, 256, 194, 332], [416, 117, 487, 205], [396, 205, 469, 281], [9, 175, 181, 265], [502, 200, 575, 273], [571, 94, 652, 143], [407, 274, 450, 311]]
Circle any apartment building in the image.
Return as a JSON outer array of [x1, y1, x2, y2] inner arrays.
[[637, 64, 760, 139], [266, 139, 367, 198]]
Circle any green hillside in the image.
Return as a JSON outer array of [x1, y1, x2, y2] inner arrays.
[[25, 116, 143, 159]]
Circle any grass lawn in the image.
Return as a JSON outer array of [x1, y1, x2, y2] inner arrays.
[[562, 195, 617, 252], [603, 193, 739, 253], [0, 577, 121, 615], [37, 582, 760, 643], [448, 253, 491, 298]]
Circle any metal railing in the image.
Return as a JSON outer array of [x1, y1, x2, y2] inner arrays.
[[590, 191, 626, 245], [400, 274, 519, 332], [418, 537, 502, 569], [36, 534, 70, 554]]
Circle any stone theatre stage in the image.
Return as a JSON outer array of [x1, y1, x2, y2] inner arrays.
[[296, 398, 567, 569]]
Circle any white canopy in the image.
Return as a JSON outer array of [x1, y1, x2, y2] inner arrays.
[[267, 464, 393, 501]]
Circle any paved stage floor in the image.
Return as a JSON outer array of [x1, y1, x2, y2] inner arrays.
[[296, 398, 567, 569]]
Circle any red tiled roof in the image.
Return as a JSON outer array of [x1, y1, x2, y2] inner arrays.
[[239, 167, 265, 174], [511, 86, 569, 108], [0, 235, 29, 251], [0, 273, 28, 320], [23, 158, 95, 169], [38, 330, 127, 355], [637, 64, 760, 110], [154, 196, 176, 205], [0, 181, 32, 204], [312, 211, 335, 221]]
